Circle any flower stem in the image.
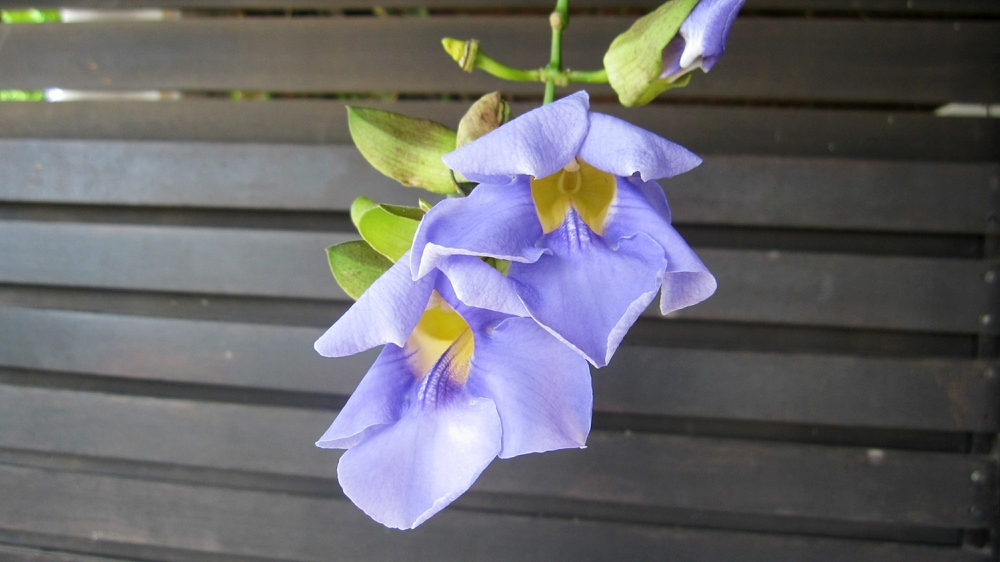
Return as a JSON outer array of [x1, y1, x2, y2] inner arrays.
[[543, 0, 570, 104]]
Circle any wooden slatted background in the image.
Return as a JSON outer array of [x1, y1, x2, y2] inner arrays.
[[0, 1, 998, 560]]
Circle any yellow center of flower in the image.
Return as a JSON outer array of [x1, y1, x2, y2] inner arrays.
[[405, 292, 475, 385], [530, 157, 617, 235]]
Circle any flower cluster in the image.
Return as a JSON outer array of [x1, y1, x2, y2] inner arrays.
[[315, 92, 716, 528], [312, 0, 742, 530]]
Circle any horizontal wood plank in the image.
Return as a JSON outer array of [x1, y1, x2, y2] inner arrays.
[[2, 139, 996, 234], [0, 18, 996, 104], [1, 100, 996, 163], [0, 221, 995, 332], [0, 385, 994, 527], [1, 0, 997, 14], [2, 307, 996, 430], [0, 545, 124, 562], [0, 465, 989, 562]]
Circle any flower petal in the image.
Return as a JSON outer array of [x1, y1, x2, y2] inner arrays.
[[508, 210, 667, 366], [436, 255, 529, 317], [314, 252, 435, 357], [679, 0, 745, 71], [467, 317, 592, 458], [578, 112, 702, 181], [442, 91, 590, 181], [316, 344, 415, 449], [336, 390, 501, 529], [410, 178, 546, 279], [605, 179, 717, 314]]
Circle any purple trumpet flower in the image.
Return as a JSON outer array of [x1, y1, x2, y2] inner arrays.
[[314, 253, 592, 529], [660, 0, 745, 83], [411, 91, 716, 367]]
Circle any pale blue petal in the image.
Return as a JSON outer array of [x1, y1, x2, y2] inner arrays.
[[605, 180, 717, 314], [578, 112, 702, 181], [508, 211, 667, 367], [410, 178, 546, 279], [316, 344, 415, 449], [314, 252, 435, 357], [336, 390, 501, 529], [443, 91, 590, 181], [467, 317, 592, 458], [437, 255, 529, 317], [659, 35, 687, 82], [678, 0, 745, 72]]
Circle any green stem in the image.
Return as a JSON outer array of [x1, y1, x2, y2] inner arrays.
[[543, 0, 570, 104], [475, 54, 542, 82], [567, 69, 608, 84]]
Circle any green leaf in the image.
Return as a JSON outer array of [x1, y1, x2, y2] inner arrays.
[[352, 198, 425, 262], [602, 0, 699, 107], [1, 9, 61, 23], [0, 90, 45, 102], [326, 240, 393, 300], [347, 106, 459, 195], [456, 91, 511, 148]]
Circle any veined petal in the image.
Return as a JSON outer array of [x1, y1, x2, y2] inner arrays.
[[467, 317, 592, 458], [678, 0, 744, 72], [410, 178, 546, 279], [316, 344, 416, 449], [436, 255, 529, 318], [605, 180, 717, 314], [315, 252, 435, 357], [508, 210, 667, 366], [336, 388, 501, 529], [578, 113, 702, 181], [443, 91, 590, 181]]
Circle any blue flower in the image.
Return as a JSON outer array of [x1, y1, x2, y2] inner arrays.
[[411, 91, 716, 367], [660, 0, 745, 83], [314, 253, 592, 529]]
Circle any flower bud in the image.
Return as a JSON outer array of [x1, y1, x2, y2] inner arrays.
[[456, 91, 511, 148]]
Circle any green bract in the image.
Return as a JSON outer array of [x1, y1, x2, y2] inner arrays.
[[351, 197, 425, 263], [347, 107, 460, 195], [456, 92, 511, 149], [603, 0, 699, 107], [326, 240, 393, 300]]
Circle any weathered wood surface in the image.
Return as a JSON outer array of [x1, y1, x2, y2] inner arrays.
[[0, 221, 994, 332], [0, 18, 997, 104], [0, 465, 989, 562], [1, 307, 995, 430], [2, 0, 998, 13], [0, 385, 994, 527], [2, 101, 997, 163], [2, 139, 997, 234]]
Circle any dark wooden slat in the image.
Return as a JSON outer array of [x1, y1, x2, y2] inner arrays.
[[0, 18, 996, 104], [2, 307, 996, 431], [0, 466, 989, 562], [2, 140, 996, 234], [0, 221, 994, 332], [0, 221, 353, 300], [2, 0, 998, 14], [0, 545, 123, 562], [0, 385, 994, 527], [1, 100, 996, 163], [679, 249, 999, 334], [0, 140, 420, 211]]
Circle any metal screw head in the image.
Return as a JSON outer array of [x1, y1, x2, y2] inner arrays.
[[985, 368, 997, 380], [980, 314, 993, 326], [986, 271, 997, 283], [971, 470, 986, 483]]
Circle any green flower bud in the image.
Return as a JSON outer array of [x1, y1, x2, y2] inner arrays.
[[456, 91, 511, 148], [603, 0, 699, 107]]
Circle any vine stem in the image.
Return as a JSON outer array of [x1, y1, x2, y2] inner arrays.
[[543, 0, 570, 104]]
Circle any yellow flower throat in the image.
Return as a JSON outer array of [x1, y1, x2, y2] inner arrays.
[[406, 292, 474, 385], [530, 157, 617, 235]]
